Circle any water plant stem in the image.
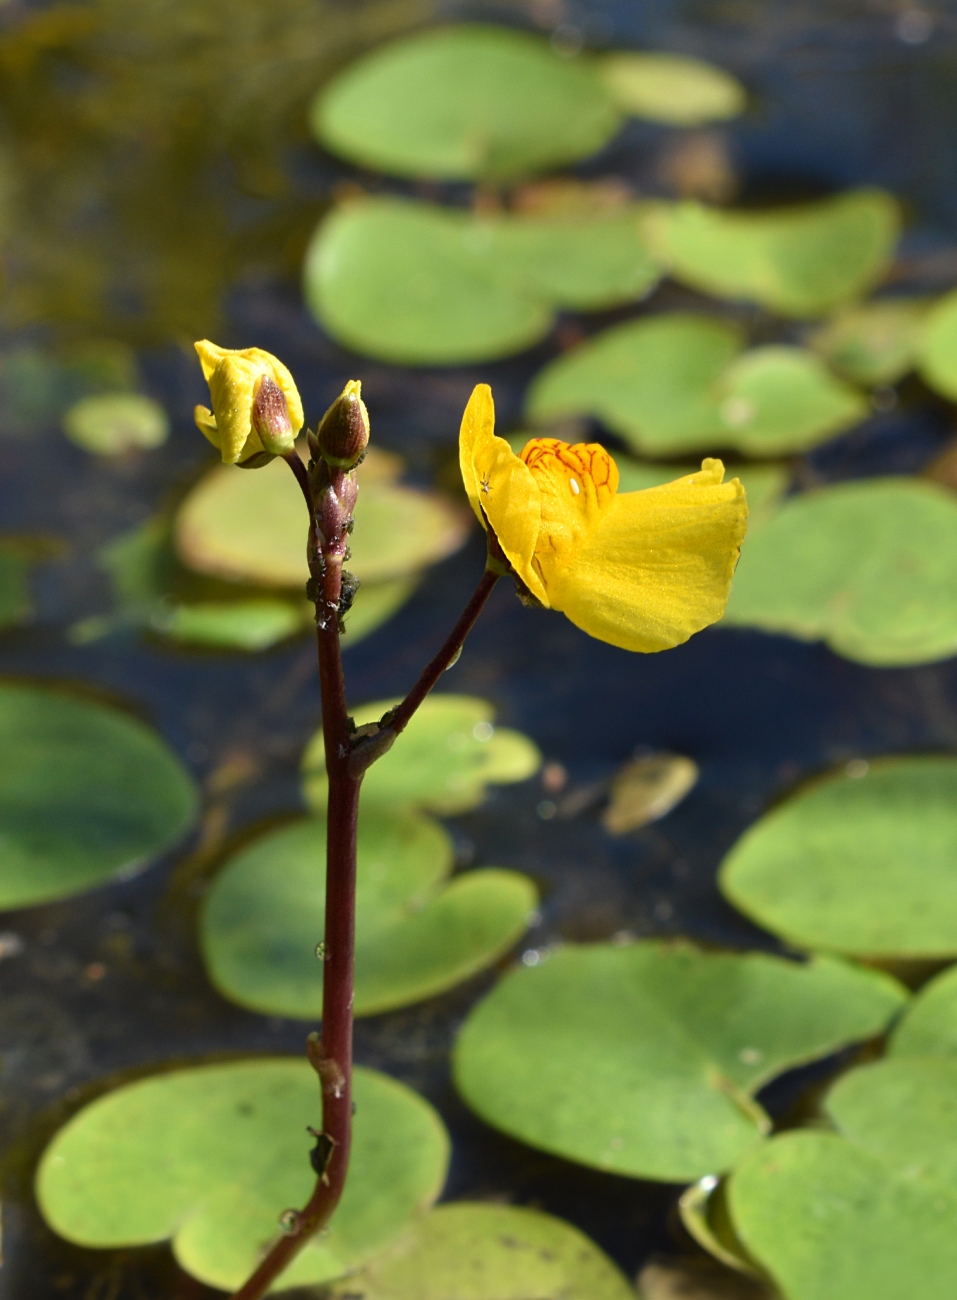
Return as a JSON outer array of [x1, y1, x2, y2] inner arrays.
[[229, 449, 501, 1300]]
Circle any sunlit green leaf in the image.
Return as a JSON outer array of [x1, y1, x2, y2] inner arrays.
[[175, 448, 468, 588], [889, 963, 957, 1059], [720, 757, 957, 959], [723, 478, 957, 664], [728, 1057, 957, 1300], [303, 694, 541, 816], [330, 1203, 636, 1300], [202, 809, 537, 1018], [153, 598, 310, 650], [642, 190, 900, 317], [810, 297, 931, 386], [598, 51, 746, 126], [525, 315, 863, 456], [0, 682, 198, 910], [304, 198, 657, 365], [312, 25, 620, 181], [918, 288, 957, 400], [36, 1060, 450, 1292], [453, 941, 905, 1183], [63, 393, 169, 455]]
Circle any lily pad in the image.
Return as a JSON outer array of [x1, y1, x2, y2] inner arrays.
[[201, 809, 537, 1018], [723, 477, 957, 665], [598, 52, 746, 126], [918, 288, 957, 399], [36, 1060, 450, 1292], [810, 297, 931, 386], [720, 757, 957, 959], [304, 198, 657, 365], [526, 315, 864, 456], [889, 963, 957, 1059], [311, 25, 620, 182], [642, 190, 900, 317], [174, 449, 468, 588], [153, 598, 311, 651], [728, 1057, 957, 1300], [0, 682, 198, 910], [0, 547, 30, 627], [62, 393, 169, 455], [453, 941, 905, 1182], [302, 695, 541, 816], [329, 1202, 635, 1300]]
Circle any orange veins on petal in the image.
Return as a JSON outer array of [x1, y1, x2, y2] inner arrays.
[[518, 438, 619, 567]]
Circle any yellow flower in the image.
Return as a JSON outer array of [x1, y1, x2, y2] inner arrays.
[[193, 341, 304, 464], [459, 384, 748, 652]]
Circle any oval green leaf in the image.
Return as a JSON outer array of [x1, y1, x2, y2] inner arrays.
[[0, 682, 198, 909], [723, 478, 957, 665], [599, 52, 746, 125], [202, 809, 537, 1018], [810, 297, 931, 386], [728, 1057, 957, 1300], [642, 190, 900, 317], [918, 288, 957, 399], [330, 1202, 635, 1300], [526, 316, 863, 456], [720, 757, 957, 959], [890, 963, 957, 1059], [63, 393, 169, 455], [312, 25, 620, 181], [302, 694, 541, 816], [453, 941, 905, 1182], [36, 1060, 450, 1292], [174, 450, 468, 588]]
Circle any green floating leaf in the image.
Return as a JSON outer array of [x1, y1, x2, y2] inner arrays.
[[304, 198, 657, 365], [724, 478, 957, 665], [63, 393, 169, 455], [525, 315, 864, 456], [453, 941, 905, 1183], [202, 809, 537, 1018], [330, 1202, 635, 1300], [643, 190, 900, 317], [0, 682, 198, 910], [303, 694, 541, 816], [0, 546, 30, 628], [889, 963, 957, 1059], [720, 757, 957, 959], [918, 289, 957, 399], [0, 341, 138, 437], [153, 598, 311, 651], [728, 1057, 957, 1300], [810, 297, 931, 386], [36, 1060, 449, 1292], [312, 25, 620, 182], [598, 51, 746, 126]]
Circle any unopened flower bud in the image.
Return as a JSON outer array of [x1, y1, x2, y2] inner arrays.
[[315, 380, 369, 469], [252, 375, 296, 456], [193, 340, 304, 465]]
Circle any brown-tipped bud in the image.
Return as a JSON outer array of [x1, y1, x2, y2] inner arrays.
[[316, 379, 369, 469], [251, 375, 296, 456]]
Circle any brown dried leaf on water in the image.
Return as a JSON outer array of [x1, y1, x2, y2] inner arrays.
[[601, 754, 699, 835], [638, 1257, 775, 1300]]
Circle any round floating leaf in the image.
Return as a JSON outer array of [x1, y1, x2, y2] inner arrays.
[[890, 963, 957, 1059], [330, 1203, 635, 1300], [642, 190, 900, 317], [202, 809, 536, 1018], [728, 1057, 957, 1300], [303, 694, 541, 816], [63, 393, 169, 455], [312, 25, 620, 181], [174, 450, 468, 588], [723, 478, 957, 664], [598, 52, 746, 126], [0, 682, 198, 910], [810, 297, 931, 386], [453, 941, 905, 1182], [0, 547, 30, 627], [918, 289, 957, 399], [305, 198, 657, 365], [526, 316, 862, 456], [720, 757, 957, 959], [154, 598, 310, 650], [36, 1060, 450, 1292]]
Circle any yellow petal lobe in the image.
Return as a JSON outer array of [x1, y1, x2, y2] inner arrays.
[[193, 405, 220, 450], [546, 459, 748, 652], [520, 438, 619, 576]]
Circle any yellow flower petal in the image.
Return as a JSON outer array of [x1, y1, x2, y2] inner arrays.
[[520, 438, 619, 569], [545, 461, 748, 652], [193, 405, 220, 450], [193, 342, 304, 465], [458, 383, 492, 525]]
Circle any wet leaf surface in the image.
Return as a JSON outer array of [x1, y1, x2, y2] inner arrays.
[[202, 808, 537, 1017], [36, 1060, 450, 1291], [453, 941, 905, 1182], [0, 682, 198, 910]]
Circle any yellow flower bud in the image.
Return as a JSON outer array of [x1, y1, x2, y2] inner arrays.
[[193, 341, 305, 465]]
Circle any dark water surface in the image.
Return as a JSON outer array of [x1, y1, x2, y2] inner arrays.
[[3, 1, 957, 1296]]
